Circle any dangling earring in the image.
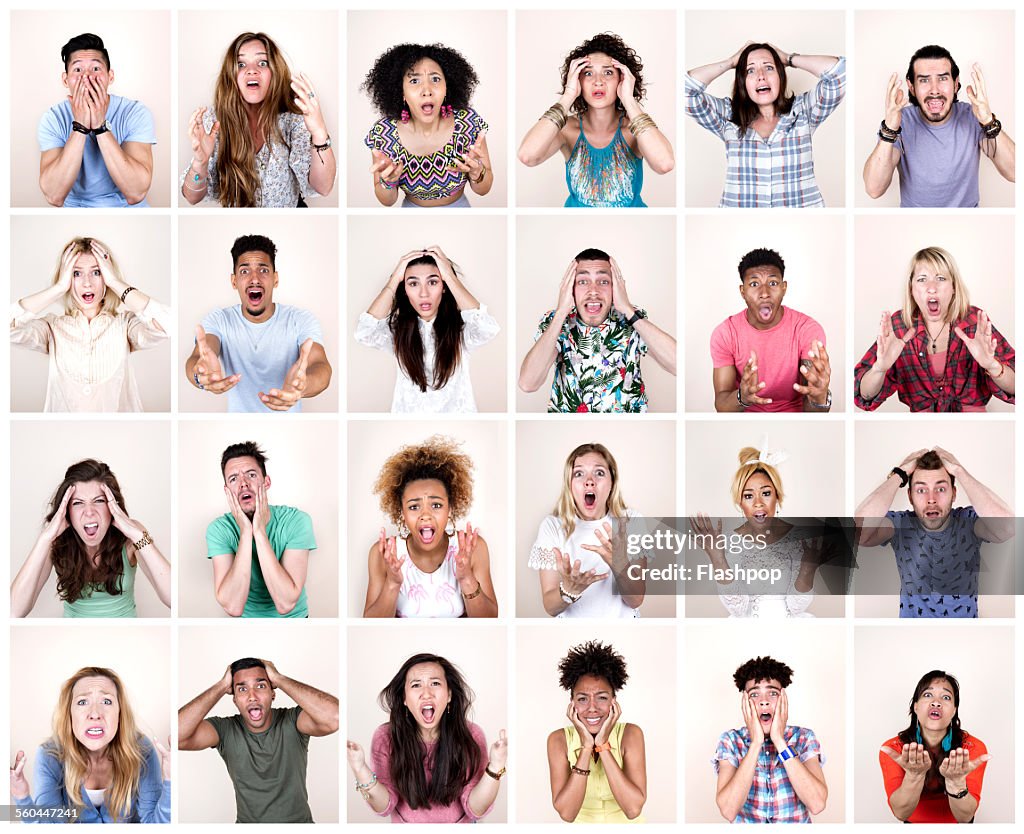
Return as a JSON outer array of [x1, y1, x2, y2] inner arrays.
[[941, 726, 953, 752], [915, 725, 923, 744], [444, 519, 456, 536], [400, 103, 411, 124], [441, 103, 454, 120], [398, 522, 410, 539]]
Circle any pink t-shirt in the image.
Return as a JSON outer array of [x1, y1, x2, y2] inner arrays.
[[710, 307, 826, 412]]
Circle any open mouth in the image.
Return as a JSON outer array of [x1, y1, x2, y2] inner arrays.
[[420, 704, 436, 723], [247, 287, 264, 306], [419, 303, 433, 312], [239, 489, 254, 504], [924, 508, 942, 519], [925, 96, 946, 114], [592, 90, 605, 98], [584, 301, 603, 315], [85, 727, 105, 738], [419, 525, 436, 545], [584, 491, 597, 510], [760, 711, 772, 723], [81, 292, 96, 303], [756, 85, 771, 94], [929, 708, 943, 719], [752, 512, 769, 523], [246, 80, 260, 89], [420, 103, 435, 116], [247, 706, 264, 723], [758, 303, 773, 322], [83, 522, 100, 538], [585, 715, 603, 726], [927, 299, 940, 316]]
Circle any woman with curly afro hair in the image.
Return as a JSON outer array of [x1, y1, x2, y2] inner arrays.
[[547, 641, 646, 822], [364, 435, 497, 617], [362, 44, 493, 207], [518, 32, 673, 207]]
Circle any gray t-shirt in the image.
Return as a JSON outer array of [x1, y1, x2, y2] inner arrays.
[[207, 706, 312, 823], [897, 101, 983, 207], [200, 304, 322, 413]]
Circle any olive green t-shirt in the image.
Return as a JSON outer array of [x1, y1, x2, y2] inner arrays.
[[207, 706, 312, 823]]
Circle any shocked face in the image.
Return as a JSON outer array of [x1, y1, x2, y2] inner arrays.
[[223, 456, 270, 519], [739, 265, 787, 330], [910, 261, 954, 324], [63, 49, 113, 98], [573, 259, 613, 326], [401, 479, 451, 553], [70, 253, 106, 317], [70, 676, 119, 752], [571, 674, 614, 736], [739, 472, 779, 528], [743, 49, 781, 108], [232, 667, 274, 732], [745, 677, 783, 735], [909, 468, 956, 531], [913, 678, 956, 734], [235, 39, 272, 106], [403, 661, 451, 739], [403, 59, 447, 124], [231, 250, 278, 323], [68, 480, 113, 551], [909, 57, 958, 125], [403, 262, 445, 320], [579, 52, 620, 109], [570, 452, 613, 521]]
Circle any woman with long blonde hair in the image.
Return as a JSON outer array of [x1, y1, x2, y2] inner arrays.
[[11, 236, 170, 412], [182, 32, 336, 207], [9, 667, 170, 823]]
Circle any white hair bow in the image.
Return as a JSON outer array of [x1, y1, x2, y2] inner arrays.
[[756, 436, 788, 467]]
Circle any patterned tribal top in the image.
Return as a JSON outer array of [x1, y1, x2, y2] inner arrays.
[[565, 117, 645, 207], [364, 108, 488, 202]]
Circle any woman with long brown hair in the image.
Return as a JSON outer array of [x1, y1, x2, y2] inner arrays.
[[346, 653, 507, 822], [355, 245, 498, 413], [9, 667, 170, 823], [11, 459, 171, 617], [182, 32, 336, 207]]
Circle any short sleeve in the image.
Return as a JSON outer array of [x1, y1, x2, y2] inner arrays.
[[712, 730, 742, 771], [290, 308, 323, 347], [38, 106, 69, 152], [10, 304, 53, 354], [796, 315, 827, 357], [120, 100, 156, 144], [684, 74, 732, 139], [200, 307, 228, 343], [354, 312, 394, 351], [461, 305, 500, 352], [534, 310, 560, 343], [529, 516, 566, 570], [791, 726, 824, 764], [463, 108, 489, 142], [370, 724, 399, 818], [709, 319, 737, 369], [206, 515, 240, 558], [283, 508, 317, 551], [285, 115, 319, 199]]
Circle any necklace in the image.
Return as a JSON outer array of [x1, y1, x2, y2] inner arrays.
[[926, 323, 949, 354]]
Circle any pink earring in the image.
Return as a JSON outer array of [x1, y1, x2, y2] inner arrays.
[[441, 104, 454, 119], [400, 107, 410, 124]]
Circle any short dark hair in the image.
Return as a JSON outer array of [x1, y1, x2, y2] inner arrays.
[[738, 248, 786, 280], [230, 657, 267, 685], [221, 441, 269, 478], [912, 450, 956, 490], [733, 655, 794, 691], [906, 45, 961, 107], [61, 33, 110, 72], [231, 235, 277, 271], [558, 641, 629, 694], [574, 248, 611, 263]]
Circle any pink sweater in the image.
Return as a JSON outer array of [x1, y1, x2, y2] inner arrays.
[[371, 722, 493, 823]]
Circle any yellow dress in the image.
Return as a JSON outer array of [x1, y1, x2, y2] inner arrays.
[[563, 723, 645, 823]]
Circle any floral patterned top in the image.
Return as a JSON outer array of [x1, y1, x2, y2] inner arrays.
[[185, 109, 320, 207], [364, 108, 488, 201], [535, 307, 649, 413]]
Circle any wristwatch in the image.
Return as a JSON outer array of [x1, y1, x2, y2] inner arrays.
[[806, 389, 832, 410], [624, 308, 647, 327], [945, 786, 969, 799], [92, 120, 112, 136], [559, 582, 581, 605], [890, 467, 909, 488], [485, 764, 506, 781]]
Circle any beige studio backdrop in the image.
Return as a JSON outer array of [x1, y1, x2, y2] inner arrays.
[[347, 10, 507, 208], [177, 214, 340, 414], [176, 419, 339, 618], [347, 419, 508, 618], [516, 622, 676, 823], [854, 10, 1015, 208], [9, 10, 172, 207], [515, 419, 676, 618], [516, 214, 677, 412], [346, 214, 508, 412], [684, 620, 846, 824], [177, 9, 340, 208], [684, 10, 846, 208], [9, 421, 171, 619], [177, 623, 339, 823], [10, 624, 171, 780], [684, 419, 846, 618], [347, 623, 508, 823], [853, 419, 1014, 618], [9, 215, 173, 413], [515, 9, 677, 208], [853, 624, 1014, 823], [853, 214, 1015, 413], [684, 213, 846, 413]]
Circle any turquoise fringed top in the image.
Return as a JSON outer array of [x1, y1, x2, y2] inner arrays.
[[564, 117, 645, 208]]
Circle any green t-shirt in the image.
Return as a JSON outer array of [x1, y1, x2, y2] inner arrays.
[[205, 505, 316, 617], [206, 706, 312, 823]]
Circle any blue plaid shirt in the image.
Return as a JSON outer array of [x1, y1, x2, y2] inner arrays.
[[713, 726, 824, 823], [685, 57, 846, 207]]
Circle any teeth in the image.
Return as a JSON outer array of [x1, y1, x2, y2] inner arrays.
[[86, 728, 103, 736]]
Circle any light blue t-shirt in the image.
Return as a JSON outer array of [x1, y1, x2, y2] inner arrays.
[[37, 94, 156, 207], [200, 304, 323, 413]]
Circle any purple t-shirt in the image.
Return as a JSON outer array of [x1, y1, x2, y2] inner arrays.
[[897, 102, 983, 208]]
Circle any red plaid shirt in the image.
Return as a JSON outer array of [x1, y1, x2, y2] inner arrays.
[[854, 307, 1015, 412]]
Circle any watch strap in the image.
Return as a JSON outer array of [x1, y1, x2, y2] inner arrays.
[[890, 467, 909, 488], [71, 121, 91, 135]]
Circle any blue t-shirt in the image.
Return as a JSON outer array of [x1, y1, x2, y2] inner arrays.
[[896, 102, 983, 208], [37, 94, 156, 207], [200, 304, 323, 413], [886, 506, 983, 618]]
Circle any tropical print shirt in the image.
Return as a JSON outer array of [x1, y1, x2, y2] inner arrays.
[[535, 308, 649, 413]]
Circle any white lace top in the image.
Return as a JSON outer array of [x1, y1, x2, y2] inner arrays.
[[528, 511, 645, 619], [716, 528, 815, 618], [354, 306, 499, 413], [395, 536, 465, 618]]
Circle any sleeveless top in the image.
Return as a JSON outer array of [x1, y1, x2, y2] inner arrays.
[[64, 547, 136, 618], [364, 108, 488, 202], [563, 722, 644, 823], [395, 537, 465, 618], [565, 117, 645, 208]]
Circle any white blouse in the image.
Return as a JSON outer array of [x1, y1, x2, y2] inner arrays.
[[394, 537, 465, 618], [354, 305, 499, 413], [717, 529, 815, 618], [10, 300, 170, 412]]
